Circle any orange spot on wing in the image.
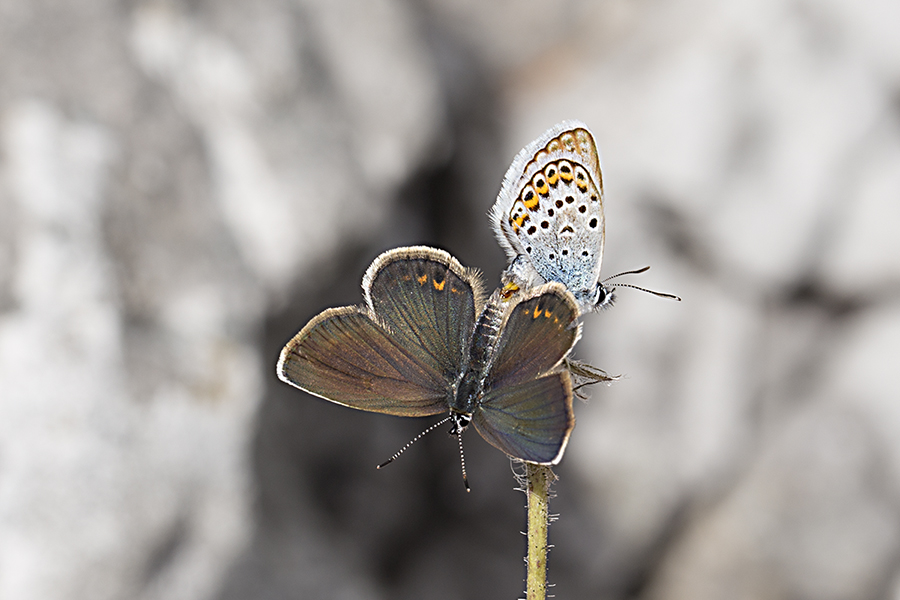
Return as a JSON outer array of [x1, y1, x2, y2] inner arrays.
[[545, 164, 559, 186], [522, 187, 539, 210], [433, 279, 446, 291], [417, 274, 428, 285], [533, 306, 542, 319], [501, 282, 519, 300]]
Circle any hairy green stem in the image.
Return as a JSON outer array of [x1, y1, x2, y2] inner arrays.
[[525, 463, 552, 600]]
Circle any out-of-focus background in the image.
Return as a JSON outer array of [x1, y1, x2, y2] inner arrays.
[[2, 0, 899, 598]]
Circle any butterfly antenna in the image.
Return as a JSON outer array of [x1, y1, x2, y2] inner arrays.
[[613, 282, 681, 301], [603, 266, 651, 280], [377, 416, 451, 469], [457, 432, 471, 493], [603, 266, 682, 301]]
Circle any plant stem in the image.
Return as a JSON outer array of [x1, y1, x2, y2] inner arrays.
[[525, 462, 552, 600]]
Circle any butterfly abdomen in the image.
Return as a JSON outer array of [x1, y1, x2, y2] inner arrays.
[[451, 293, 505, 414]]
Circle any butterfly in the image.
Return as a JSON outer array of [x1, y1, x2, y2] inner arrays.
[[277, 246, 581, 480], [489, 120, 612, 312]]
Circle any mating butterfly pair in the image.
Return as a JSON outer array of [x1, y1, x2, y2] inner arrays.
[[278, 122, 609, 470]]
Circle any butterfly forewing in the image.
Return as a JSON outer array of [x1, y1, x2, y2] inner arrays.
[[278, 306, 450, 416], [485, 282, 581, 390], [278, 247, 483, 418], [365, 247, 483, 384], [472, 373, 574, 464]]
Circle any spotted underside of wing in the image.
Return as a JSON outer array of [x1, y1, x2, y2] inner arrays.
[[506, 126, 605, 295], [490, 122, 606, 303]]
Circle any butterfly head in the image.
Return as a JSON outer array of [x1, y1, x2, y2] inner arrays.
[[587, 283, 616, 311], [448, 411, 472, 436]]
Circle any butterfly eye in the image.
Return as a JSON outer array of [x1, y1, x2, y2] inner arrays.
[[595, 284, 614, 309]]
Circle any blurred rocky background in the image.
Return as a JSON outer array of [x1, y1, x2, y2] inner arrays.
[[2, 0, 899, 598]]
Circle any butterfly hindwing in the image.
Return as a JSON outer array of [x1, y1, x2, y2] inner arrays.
[[472, 372, 574, 465], [471, 284, 580, 464], [489, 121, 607, 310]]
